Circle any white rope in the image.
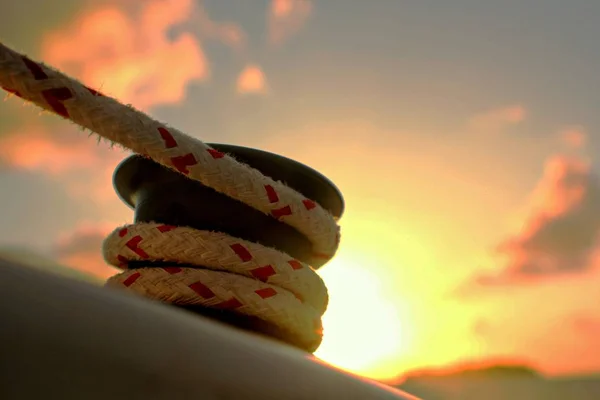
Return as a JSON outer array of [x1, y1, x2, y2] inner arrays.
[[0, 42, 340, 352]]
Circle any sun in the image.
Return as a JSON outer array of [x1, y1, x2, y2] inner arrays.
[[314, 252, 414, 381]]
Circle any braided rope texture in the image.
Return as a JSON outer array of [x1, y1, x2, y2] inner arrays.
[[0, 42, 341, 351]]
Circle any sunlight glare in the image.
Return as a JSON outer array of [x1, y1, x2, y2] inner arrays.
[[315, 252, 413, 380]]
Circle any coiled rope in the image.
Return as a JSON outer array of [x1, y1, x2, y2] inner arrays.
[[0, 42, 340, 352]]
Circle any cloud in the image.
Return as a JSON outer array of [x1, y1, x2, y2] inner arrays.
[[570, 314, 600, 337], [0, 125, 106, 175], [0, 124, 128, 202], [40, 0, 208, 111], [268, 0, 313, 45], [236, 64, 268, 94], [0, 0, 83, 55], [195, 1, 247, 51], [55, 221, 118, 279], [560, 126, 587, 149], [1, 1, 254, 201], [474, 154, 600, 286], [467, 105, 527, 133]]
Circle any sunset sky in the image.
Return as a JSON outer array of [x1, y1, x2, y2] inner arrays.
[[2, 0, 600, 382]]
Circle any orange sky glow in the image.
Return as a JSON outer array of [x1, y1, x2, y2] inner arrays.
[[1, 0, 599, 384]]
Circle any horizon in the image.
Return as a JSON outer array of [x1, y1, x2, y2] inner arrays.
[[1, 0, 600, 382]]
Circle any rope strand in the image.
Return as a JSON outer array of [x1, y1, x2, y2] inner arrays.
[[104, 222, 328, 350], [0, 42, 340, 351]]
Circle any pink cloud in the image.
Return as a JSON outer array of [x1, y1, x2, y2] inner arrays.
[[560, 126, 587, 149], [41, 0, 208, 111], [237, 64, 268, 94], [268, 0, 313, 45], [467, 105, 527, 133], [0, 124, 128, 203], [1, 1, 262, 203], [570, 314, 600, 337], [0, 126, 101, 175], [474, 154, 600, 286], [195, 3, 247, 50], [55, 222, 119, 280]]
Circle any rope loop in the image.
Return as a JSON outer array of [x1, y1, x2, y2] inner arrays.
[[0, 42, 340, 351]]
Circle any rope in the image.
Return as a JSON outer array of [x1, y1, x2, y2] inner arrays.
[[0, 42, 341, 352]]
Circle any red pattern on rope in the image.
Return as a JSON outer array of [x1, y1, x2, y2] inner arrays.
[[2, 51, 337, 265], [158, 127, 178, 149], [2, 49, 330, 352]]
